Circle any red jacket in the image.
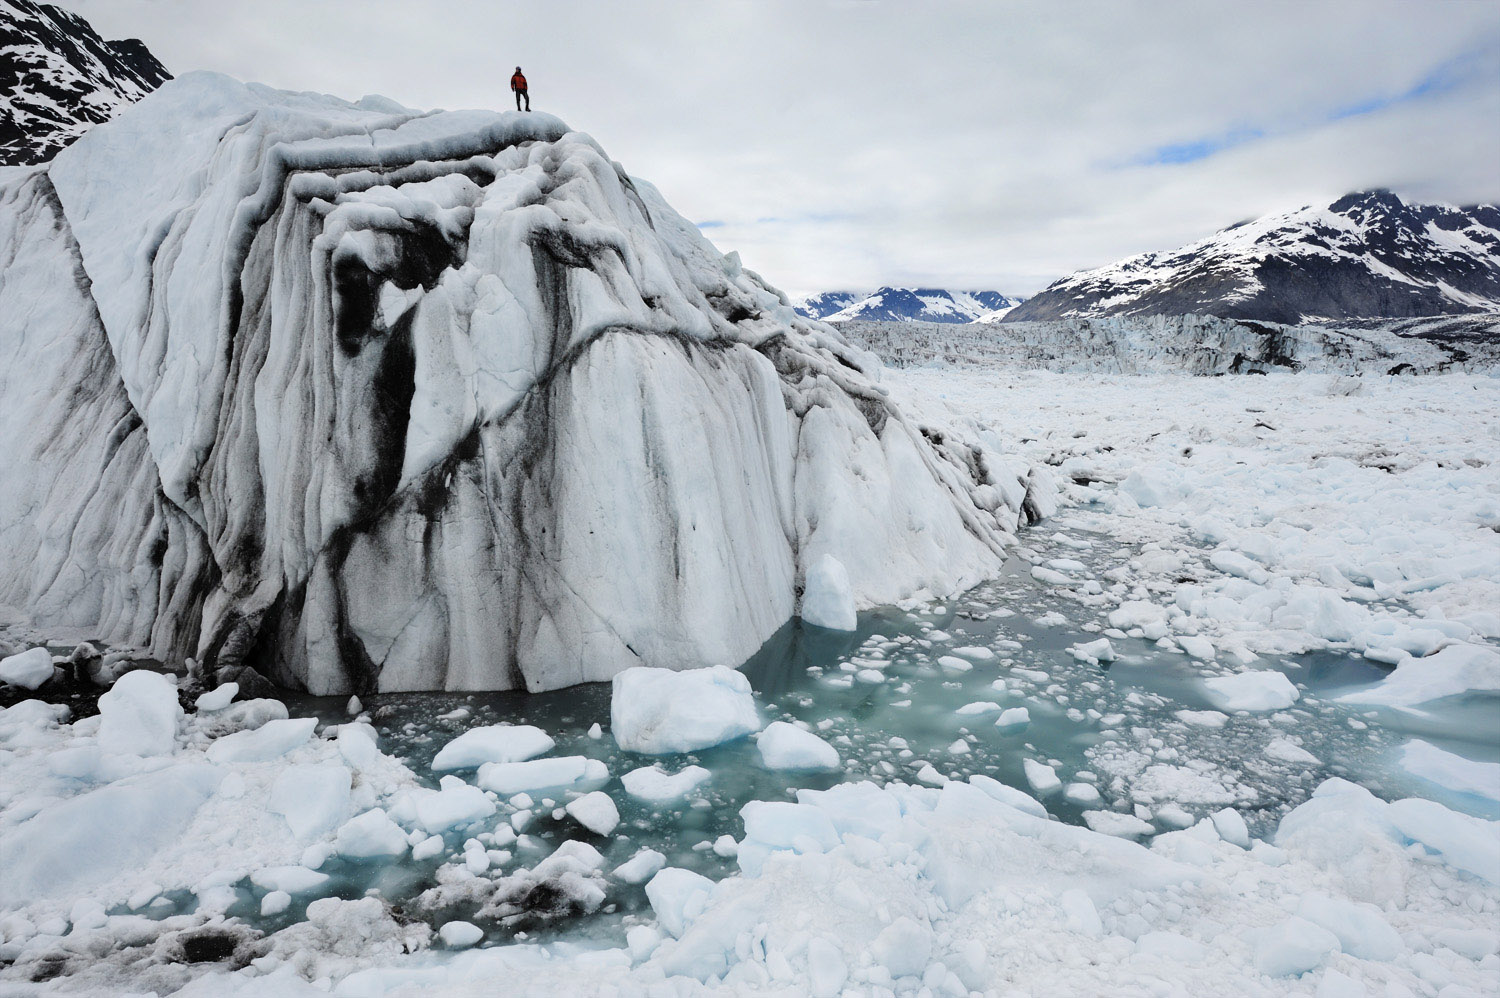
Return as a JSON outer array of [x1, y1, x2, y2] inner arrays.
[[511, 72, 527, 92]]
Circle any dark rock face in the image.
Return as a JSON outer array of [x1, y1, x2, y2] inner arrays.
[[0, 0, 171, 165], [795, 287, 1024, 323], [1006, 190, 1500, 325]]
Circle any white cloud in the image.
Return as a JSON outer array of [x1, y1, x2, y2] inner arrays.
[[57, 0, 1500, 296]]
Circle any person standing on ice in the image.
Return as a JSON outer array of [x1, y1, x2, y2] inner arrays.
[[511, 67, 530, 111]]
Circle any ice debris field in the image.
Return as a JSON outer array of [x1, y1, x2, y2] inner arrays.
[[1, 368, 1498, 996]]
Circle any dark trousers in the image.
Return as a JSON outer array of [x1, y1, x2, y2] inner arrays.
[[514, 89, 530, 111]]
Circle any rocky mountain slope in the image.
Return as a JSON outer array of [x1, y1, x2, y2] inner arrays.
[[795, 287, 1025, 323], [0, 72, 1037, 695], [1006, 190, 1500, 325], [0, 0, 170, 166]]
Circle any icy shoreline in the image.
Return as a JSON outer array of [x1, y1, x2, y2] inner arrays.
[[3, 369, 1498, 996]]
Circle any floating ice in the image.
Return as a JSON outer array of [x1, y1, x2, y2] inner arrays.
[[611, 665, 760, 754], [1200, 671, 1299, 712], [0, 648, 53, 690], [249, 866, 329, 894], [1023, 758, 1061, 794], [756, 721, 841, 771], [476, 756, 608, 795], [1400, 739, 1500, 802], [1339, 643, 1500, 707], [412, 780, 497, 834], [996, 706, 1031, 730], [613, 849, 667, 885], [565, 791, 620, 836], [621, 764, 712, 802], [430, 725, 555, 771], [334, 809, 409, 860]]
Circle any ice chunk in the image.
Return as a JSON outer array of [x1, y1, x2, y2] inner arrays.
[[1023, 758, 1060, 793], [966, 774, 1049, 819], [613, 849, 666, 884], [1060, 888, 1103, 937], [0, 648, 54, 690], [0, 763, 220, 907], [1253, 916, 1340, 976], [645, 867, 714, 938], [206, 717, 317, 763], [611, 665, 760, 754], [996, 706, 1031, 730], [1400, 739, 1500, 802], [337, 723, 380, 770], [194, 682, 238, 712], [97, 670, 182, 757], [565, 791, 620, 836], [269, 764, 353, 841], [807, 936, 847, 998], [1082, 811, 1155, 838], [413, 782, 497, 834], [430, 724, 554, 771], [1119, 466, 1190, 507], [956, 700, 1002, 715], [476, 756, 608, 795], [1200, 671, 1299, 712], [937, 655, 973, 672], [1064, 783, 1101, 805], [757, 721, 840, 771], [249, 866, 329, 894], [796, 781, 906, 838], [1297, 894, 1402, 960], [334, 809, 408, 859], [1210, 808, 1250, 848], [1339, 642, 1500, 707], [1384, 796, 1500, 885], [1070, 638, 1116, 663], [1177, 635, 1215, 660], [871, 916, 931, 979], [439, 921, 483, 948], [261, 891, 291, 916], [1265, 737, 1319, 765], [621, 764, 711, 802], [801, 554, 857, 631]]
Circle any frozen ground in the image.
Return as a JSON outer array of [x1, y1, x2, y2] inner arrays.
[[1, 369, 1498, 996]]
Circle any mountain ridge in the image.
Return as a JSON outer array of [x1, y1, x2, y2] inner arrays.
[[0, 0, 171, 166], [1004, 190, 1500, 325], [795, 287, 1026, 324]]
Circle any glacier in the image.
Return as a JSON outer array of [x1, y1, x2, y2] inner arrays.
[[0, 71, 1031, 694]]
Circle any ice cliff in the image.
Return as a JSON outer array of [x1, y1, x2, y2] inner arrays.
[[0, 72, 1030, 694]]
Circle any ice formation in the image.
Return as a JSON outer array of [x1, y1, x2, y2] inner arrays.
[[0, 72, 1027, 694]]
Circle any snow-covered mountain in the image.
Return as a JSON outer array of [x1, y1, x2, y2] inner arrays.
[[0, 0, 171, 166], [1006, 191, 1500, 325], [0, 71, 1035, 695], [795, 287, 1026, 324]]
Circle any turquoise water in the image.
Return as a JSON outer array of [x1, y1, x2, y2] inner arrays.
[[157, 528, 1499, 947]]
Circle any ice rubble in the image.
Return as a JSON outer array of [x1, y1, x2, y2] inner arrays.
[[0, 71, 1028, 694]]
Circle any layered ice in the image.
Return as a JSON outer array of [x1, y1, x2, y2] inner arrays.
[[0, 72, 1025, 694]]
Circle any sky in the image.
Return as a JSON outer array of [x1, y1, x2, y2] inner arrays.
[[55, 0, 1500, 298]]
